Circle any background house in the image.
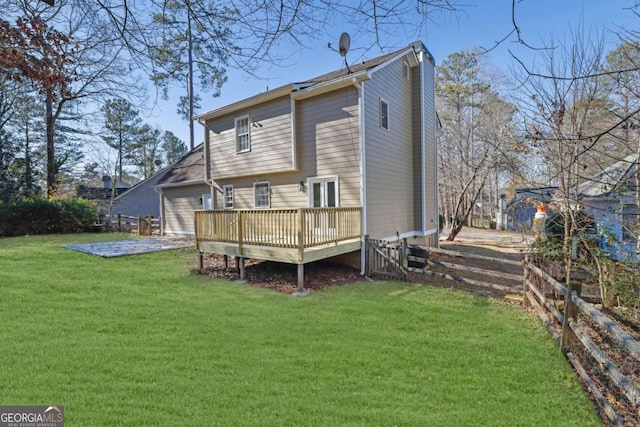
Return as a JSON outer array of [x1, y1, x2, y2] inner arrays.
[[504, 187, 557, 232], [575, 154, 639, 262], [155, 144, 209, 235], [190, 40, 438, 277]]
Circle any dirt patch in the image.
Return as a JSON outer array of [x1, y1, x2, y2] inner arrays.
[[200, 254, 365, 294]]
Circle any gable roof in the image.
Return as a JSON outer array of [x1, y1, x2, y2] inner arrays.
[[194, 41, 429, 122], [506, 187, 558, 209], [577, 154, 639, 198], [155, 144, 205, 187]]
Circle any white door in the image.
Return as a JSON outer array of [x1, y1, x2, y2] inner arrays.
[[308, 177, 338, 237]]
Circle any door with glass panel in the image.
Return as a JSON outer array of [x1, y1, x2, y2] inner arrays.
[[308, 177, 338, 239]]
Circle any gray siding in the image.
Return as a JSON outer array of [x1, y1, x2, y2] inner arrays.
[[297, 87, 361, 208], [112, 171, 165, 218], [364, 57, 416, 239], [163, 184, 209, 235], [207, 96, 293, 179], [213, 87, 361, 210], [422, 55, 438, 237]]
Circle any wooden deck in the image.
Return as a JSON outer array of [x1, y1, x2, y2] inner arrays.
[[194, 208, 362, 291]]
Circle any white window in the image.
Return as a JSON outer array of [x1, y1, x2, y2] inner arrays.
[[235, 115, 250, 153], [222, 185, 234, 209], [254, 181, 270, 208], [380, 98, 389, 130]]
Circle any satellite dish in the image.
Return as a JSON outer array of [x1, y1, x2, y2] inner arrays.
[[338, 32, 350, 57]]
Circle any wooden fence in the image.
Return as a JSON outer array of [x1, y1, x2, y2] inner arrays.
[[363, 236, 408, 281], [97, 213, 160, 236], [524, 257, 640, 426], [407, 246, 524, 297]]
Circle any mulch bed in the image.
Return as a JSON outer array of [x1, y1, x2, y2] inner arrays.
[[199, 254, 365, 294]]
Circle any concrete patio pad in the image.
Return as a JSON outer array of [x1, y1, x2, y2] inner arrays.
[[64, 237, 193, 258]]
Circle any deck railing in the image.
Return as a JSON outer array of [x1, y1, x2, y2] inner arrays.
[[195, 207, 361, 251]]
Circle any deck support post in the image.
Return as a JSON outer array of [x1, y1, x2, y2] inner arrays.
[[292, 264, 309, 296], [224, 255, 228, 269], [239, 257, 246, 280], [198, 252, 203, 270]]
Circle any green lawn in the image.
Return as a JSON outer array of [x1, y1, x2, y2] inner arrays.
[[0, 234, 601, 426]]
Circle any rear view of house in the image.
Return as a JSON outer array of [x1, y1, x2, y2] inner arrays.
[[188, 41, 438, 287]]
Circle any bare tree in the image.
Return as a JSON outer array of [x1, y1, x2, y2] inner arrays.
[[437, 50, 518, 240], [513, 29, 609, 284]]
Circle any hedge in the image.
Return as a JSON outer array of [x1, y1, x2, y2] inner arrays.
[[0, 197, 97, 236]]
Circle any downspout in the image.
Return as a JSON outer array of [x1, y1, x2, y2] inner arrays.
[[353, 76, 367, 275], [154, 185, 165, 235], [199, 119, 215, 208]]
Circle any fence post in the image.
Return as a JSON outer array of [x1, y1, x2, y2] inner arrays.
[[145, 216, 152, 236], [363, 235, 370, 276], [523, 255, 530, 308], [117, 214, 122, 232], [137, 215, 142, 235], [402, 237, 408, 280], [561, 282, 582, 350]]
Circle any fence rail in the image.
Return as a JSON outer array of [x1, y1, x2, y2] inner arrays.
[[523, 257, 640, 426], [98, 213, 160, 236], [194, 207, 361, 251]]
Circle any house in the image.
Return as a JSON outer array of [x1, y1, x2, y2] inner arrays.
[[154, 144, 209, 235], [574, 154, 639, 262], [77, 176, 129, 212], [110, 168, 167, 219], [503, 187, 558, 232], [190, 41, 438, 288]]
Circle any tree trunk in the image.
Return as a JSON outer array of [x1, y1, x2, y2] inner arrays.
[[45, 92, 56, 198]]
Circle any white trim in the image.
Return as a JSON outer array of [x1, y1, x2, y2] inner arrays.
[[165, 230, 196, 236], [380, 230, 432, 242], [253, 181, 270, 208], [158, 190, 165, 235], [291, 96, 298, 170], [403, 61, 410, 80], [358, 79, 367, 274], [291, 71, 369, 101], [307, 176, 340, 208], [368, 48, 419, 78], [194, 84, 294, 121], [154, 179, 206, 189], [420, 57, 427, 235], [235, 115, 251, 153]]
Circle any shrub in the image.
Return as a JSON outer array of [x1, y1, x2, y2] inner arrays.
[[0, 197, 97, 236]]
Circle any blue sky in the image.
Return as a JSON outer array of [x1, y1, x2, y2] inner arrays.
[[149, 0, 638, 145]]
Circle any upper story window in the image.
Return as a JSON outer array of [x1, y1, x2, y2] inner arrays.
[[380, 98, 389, 130], [223, 185, 234, 209], [235, 115, 250, 153], [254, 181, 270, 208]]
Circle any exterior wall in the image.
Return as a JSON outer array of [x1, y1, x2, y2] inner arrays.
[[206, 96, 293, 179], [585, 198, 638, 262], [162, 184, 209, 235], [212, 87, 361, 210], [112, 171, 166, 218], [421, 53, 439, 240], [363, 56, 417, 240]]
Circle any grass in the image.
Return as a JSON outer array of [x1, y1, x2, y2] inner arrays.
[[0, 234, 601, 426]]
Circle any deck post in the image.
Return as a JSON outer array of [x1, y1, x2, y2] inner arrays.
[[198, 251, 203, 270], [224, 255, 228, 269], [239, 257, 246, 280], [292, 263, 309, 296], [363, 235, 370, 276]]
